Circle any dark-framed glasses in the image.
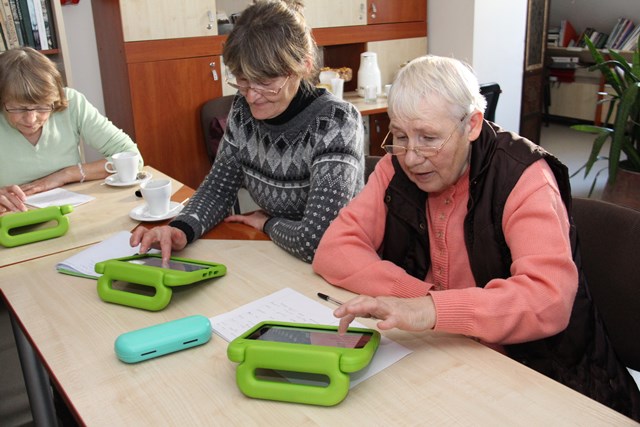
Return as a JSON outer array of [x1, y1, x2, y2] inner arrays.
[[381, 114, 468, 158], [225, 74, 290, 97], [4, 104, 54, 114]]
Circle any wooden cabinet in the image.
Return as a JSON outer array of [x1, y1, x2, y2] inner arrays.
[[303, 0, 366, 28], [128, 56, 222, 187], [93, 0, 223, 189], [367, 0, 426, 25], [120, 0, 217, 41]]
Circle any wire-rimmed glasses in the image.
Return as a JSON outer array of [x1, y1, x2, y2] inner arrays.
[[225, 74, 291, 97], [4, 104, 54, 114], [381, 114, 468, 158]]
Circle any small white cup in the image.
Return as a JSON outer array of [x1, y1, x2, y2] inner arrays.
[[331, 77, 344, 99], [140, 179, 172, 217], [105, 152, 139, 183], [364, 85, 377, 104]]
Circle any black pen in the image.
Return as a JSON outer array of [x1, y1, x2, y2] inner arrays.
[[317, 292, 344, 307]]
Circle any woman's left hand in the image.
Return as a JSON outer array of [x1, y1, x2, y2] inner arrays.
[[333, 295, 437, 335], [224, 210, 271, 232], [20, 168, 73, 196]]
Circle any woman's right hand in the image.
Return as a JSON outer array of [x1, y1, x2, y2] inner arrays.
[[0, 185, 28, 214], [130, 225, 188, 266]]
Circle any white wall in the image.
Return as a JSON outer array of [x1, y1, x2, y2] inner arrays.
[[60, 2, 104, 161], [428, 0, 527, 132]]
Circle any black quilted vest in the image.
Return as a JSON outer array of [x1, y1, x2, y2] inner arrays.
[[380, 121, 640, 421]]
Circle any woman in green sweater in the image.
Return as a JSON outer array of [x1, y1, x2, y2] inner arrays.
[[0, 47, 141, 213]]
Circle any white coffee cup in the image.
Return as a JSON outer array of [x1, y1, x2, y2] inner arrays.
[[140, 179, 172, 217], [331, 77, 344, 99], [105, 152, 140, 183]]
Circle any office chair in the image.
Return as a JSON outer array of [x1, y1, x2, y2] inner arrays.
[[200, 95, 235, 164], [364, 155, 382, 183], [479, 82, 501, 122], [199, 95, 240, 214], [571, 197, 640, 371]]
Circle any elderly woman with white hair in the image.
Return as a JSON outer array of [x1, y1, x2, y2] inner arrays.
[[313, 55, 640, 420]]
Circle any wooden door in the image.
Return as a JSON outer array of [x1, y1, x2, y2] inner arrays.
[[367, 0, 426, 25], [128, 56, 223, 189], [120, 0, 217, 41], [520, 0, 549, 144], [304, 0, 366, 28]]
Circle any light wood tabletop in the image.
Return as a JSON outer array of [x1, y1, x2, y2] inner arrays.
[[0, 167, 184, 268], [0, 239, 635, 425]]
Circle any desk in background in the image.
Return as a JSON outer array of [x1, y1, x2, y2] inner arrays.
[[344, 91, 389, 157], [0, 240, 634, 425]]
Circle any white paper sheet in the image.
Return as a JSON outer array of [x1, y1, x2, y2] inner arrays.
[[26, 188, 95, 208], [210, 287, 412, 387], [56, 230, 157, 279]]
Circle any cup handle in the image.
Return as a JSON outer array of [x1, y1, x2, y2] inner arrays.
[[105, 162, 116, 173]]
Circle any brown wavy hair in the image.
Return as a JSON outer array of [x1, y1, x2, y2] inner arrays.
[[0, 47, 68, 111], [222, 0, 318, 84]]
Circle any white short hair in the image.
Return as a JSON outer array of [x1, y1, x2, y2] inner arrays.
[[388, 55, 487, 123]]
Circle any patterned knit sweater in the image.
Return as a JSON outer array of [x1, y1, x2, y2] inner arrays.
[[171, 90, 364, 262]]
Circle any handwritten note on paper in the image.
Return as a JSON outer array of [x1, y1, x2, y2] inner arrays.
[[209, 288, 413, 387], [26, 188, 95, 208]]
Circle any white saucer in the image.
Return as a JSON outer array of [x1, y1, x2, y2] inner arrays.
[[105, 171, 152, 187], [129, 202, 184, 222]]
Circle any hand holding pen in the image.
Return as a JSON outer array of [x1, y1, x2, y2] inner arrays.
[[318, 292, 437, 335]]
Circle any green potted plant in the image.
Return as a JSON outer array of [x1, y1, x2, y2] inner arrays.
[[571, 36, 640, 207]]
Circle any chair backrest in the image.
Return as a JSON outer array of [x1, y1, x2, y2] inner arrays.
[[200, 95, 235, 164], [479, 82, 501, 122], [572, 197, 640, 370], [364, 155, 382, 183], [199, 95, 241, 214]]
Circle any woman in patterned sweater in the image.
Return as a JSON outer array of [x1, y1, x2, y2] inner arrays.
[[131, 0, 364, 263]]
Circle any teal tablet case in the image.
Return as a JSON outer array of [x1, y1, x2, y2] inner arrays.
[[115, 315, 212, 363], [95, 254, 226, 311], [0, 205, 73, 247], [227, 321, 380, 406]]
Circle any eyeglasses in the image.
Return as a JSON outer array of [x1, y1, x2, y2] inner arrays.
[[4, 104, 54, 114], [225, 74, 290, 97], [381, 114, 467, 158]]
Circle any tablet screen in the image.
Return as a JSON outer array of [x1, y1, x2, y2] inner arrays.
[[248, 325, 372, 349], [127, 256, 210, 272]]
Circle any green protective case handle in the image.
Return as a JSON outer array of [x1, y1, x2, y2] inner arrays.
[[0, 205, 73, 247], [227, 321, 380, 406], [95, 254, 227, 311]]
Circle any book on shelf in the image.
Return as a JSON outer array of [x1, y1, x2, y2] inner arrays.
[[550, 56, 579, 63], [1, 0, 20, 49], [0, 0, 56, 51], [559, 20, 578, 48], [618, 24, 640, 52]]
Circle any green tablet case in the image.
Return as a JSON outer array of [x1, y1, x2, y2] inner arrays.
[[227, 321, 380, 406], [0, 205, 73, 247], [95, 254, 226, 311]]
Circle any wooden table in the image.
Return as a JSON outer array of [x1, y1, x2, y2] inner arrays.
[[0, 167, 183, 268], [1, 240, 635, 425]]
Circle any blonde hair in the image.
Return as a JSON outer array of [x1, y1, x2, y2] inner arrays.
[[222, 0, 317, 83], [388, 55, 486, 123], [0, 47, 68, 111]]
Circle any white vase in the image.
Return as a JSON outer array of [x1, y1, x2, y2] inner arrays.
[[357, 51, 381, 98]]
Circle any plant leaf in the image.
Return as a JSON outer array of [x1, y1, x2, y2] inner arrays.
[[609, 81, 640, 182]]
